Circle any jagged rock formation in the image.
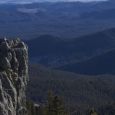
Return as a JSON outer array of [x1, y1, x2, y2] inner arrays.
[[0, 38, 28, 115]]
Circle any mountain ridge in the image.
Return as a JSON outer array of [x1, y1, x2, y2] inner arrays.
[[0, 0, 108, 4], [26, 28, 115, 68], [58, 49, 115, 75], [0, 1, 115, 39]]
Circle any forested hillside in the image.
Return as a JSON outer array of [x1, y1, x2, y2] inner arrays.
[[28, 64, 115, 114]]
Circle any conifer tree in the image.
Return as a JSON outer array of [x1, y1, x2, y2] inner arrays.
[[45, 90, 67, 115], [89, 108, 98, 115]]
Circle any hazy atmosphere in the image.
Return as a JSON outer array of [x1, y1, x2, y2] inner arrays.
[[0, 0, 108, 4], [0, 0, 115, 115]]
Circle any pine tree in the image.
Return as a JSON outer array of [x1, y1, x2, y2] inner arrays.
[[45, 90, 67, 115], [89, 108, 98, 115]]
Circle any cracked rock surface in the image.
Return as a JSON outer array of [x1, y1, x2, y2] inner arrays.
[[0, 38, 28, 115]]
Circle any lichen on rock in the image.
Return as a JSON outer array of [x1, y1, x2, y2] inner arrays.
[[0, 38, 28, 115]]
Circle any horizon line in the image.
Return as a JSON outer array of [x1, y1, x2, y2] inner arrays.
[[0, 0, 108, 5]]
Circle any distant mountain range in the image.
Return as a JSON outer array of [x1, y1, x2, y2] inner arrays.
[[0, 0, 115, 39], [0, 0, 115, 75], [0, 0, 108, 4], [26, 28, 115, 75]]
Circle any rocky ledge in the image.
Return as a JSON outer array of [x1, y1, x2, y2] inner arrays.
[[0, 38, 28, 115]]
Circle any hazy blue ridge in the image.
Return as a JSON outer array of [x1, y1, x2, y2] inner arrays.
[[0, 0, 108, 4]]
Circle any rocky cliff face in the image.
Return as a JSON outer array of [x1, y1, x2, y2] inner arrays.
[[0, 38, 28, 115]]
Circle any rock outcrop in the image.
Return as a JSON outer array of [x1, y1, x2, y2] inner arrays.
[[0, 38, 28, 115]]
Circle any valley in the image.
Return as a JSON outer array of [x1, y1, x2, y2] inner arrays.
[[0, 0, 115, 114]]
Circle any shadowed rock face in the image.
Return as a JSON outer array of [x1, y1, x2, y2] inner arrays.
[[0, 38, 28, 115]]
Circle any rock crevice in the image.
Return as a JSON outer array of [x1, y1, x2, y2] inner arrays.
[[0, 38, 28, 115]]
